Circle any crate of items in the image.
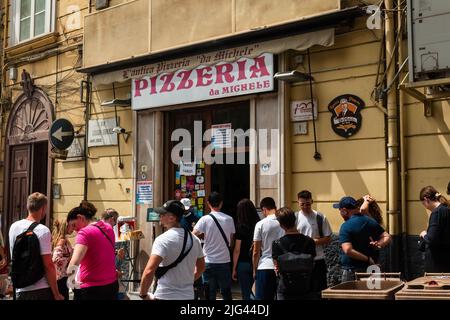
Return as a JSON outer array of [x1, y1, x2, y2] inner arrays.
[[322, 273, 404, 300], [395, 273, 450, 300]]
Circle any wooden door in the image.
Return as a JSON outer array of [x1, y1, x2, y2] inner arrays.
[[30, 142, 48, 195], [8, 145, 31, 226], [168, 108, 211, 217]]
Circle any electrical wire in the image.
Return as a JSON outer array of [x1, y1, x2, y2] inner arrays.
[[307, 49, 321, 160], [371, 3, 407, 103]]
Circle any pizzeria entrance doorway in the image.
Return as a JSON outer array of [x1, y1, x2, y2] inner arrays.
[[168, 101, 250, 219]]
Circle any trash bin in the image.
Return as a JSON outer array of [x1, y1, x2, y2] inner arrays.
[[322, 273, 404, 300], [395, 273, 450, 300]]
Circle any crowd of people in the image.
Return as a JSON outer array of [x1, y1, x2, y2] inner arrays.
[[0, 184, 449, 300]]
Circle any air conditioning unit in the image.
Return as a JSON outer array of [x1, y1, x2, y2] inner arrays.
[[96, 0, 109, 10], [407, 0, 450, 82]]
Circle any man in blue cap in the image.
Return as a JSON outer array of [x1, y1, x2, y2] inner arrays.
[[333, 196, 391, 283]]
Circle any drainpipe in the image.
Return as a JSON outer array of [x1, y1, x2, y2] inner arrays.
[[385, 0, 400, 269], [83, 1, 93, 200], [278, 52, 288, 207], [83, 77, 91, 200], [398, 0, 409, 279]]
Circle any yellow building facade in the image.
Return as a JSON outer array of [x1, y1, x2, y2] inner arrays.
[[1, 0, 449, 277], [0, 0, 133, 236]]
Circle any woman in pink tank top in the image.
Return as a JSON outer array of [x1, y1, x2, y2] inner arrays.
[[66, 205, 118, 300]]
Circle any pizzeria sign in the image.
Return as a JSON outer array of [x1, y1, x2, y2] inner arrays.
[[132, 53, 274, 110]]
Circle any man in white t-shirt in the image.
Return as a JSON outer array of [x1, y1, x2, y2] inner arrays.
[[193, 191, 235, 300], [8, 192, 63, 300], [139, 200, 204, 300], [253, 197, 284, 300], [296, 190, 332, 298]]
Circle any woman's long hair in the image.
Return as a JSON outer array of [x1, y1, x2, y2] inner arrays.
[[356, 198, 384, 225], [420, 186, 450, 206], [236, 199, 260, 232], [52, 220, 68, 250]]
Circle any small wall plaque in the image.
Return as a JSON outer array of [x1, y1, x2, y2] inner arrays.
[[293, 122, 308, 135]]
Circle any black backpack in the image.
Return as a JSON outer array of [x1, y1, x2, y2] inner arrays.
[[11, 222, 45, 289], [276, 240, 314, 295]]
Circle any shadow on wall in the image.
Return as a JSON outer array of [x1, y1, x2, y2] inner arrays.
[[433, 101, 450, 148], [335, 171, 370, 201]]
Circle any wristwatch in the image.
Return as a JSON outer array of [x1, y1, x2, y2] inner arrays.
[[139, 293, 149, 299]]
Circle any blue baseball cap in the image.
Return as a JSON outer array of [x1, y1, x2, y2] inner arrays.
[[333, 196, 358, 209]]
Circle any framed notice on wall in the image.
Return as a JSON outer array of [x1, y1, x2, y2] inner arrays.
[[136, 180, 153, 205], [211, 123, 232, 149]]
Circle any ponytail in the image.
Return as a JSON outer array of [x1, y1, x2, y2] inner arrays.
[[420, 186, 450, 206]]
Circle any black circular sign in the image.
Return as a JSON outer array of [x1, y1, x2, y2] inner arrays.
[[328, 94, 365, 138], [49, 118, 75, 150]]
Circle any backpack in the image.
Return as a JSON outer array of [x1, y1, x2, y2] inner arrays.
[[11, 222, 45, 289], [316, 213, 324, 238], [276, 239, 314, 295]]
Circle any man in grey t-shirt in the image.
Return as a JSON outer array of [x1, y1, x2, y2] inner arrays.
[[252, 197, 284, 300], [296, 190, 332, 298]]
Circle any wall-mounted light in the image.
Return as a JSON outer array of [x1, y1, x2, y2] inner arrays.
[[274, 49, 321, 161], [9, 67, 18, 82], [273, 70, 313, 83], [100, 98, 131, 107]]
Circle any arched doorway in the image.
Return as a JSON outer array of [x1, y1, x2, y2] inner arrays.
[[2, 73, 54, 237]]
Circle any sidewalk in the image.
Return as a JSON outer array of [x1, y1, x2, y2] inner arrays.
[[127, 281, 242, 300], [1, 279, 243, 300]]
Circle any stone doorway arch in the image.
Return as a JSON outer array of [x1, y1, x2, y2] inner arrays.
[[2, 73, 54, 238]]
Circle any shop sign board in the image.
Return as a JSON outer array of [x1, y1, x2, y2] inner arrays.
[[132, 53, 274, 109], [290, 99, 318, 121]]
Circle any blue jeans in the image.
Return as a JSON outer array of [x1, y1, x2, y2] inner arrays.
[[202, 263, 232, 300], [341, 267, 366, 283], [237, 261, 254, 300], [255, 269, 277, 300]]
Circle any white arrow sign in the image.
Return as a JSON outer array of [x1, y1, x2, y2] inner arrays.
[[52, 127, 72, 142]]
